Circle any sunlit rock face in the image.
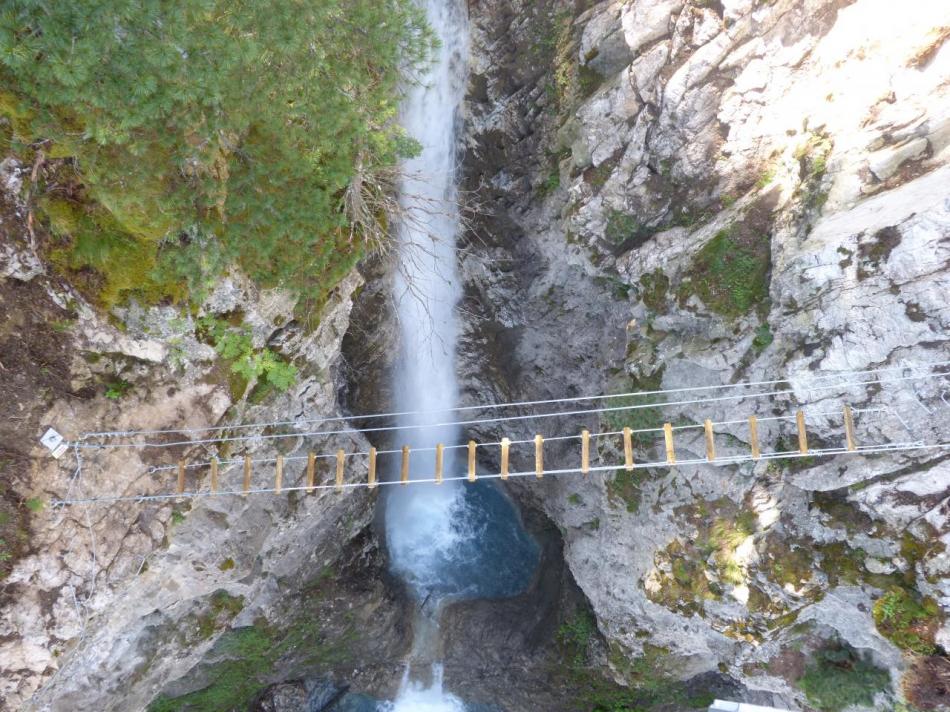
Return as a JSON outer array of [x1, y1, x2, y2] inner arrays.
[[460, 0, 950, 706]]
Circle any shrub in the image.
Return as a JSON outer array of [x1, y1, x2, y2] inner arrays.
[[104, 379, 132, 400], [752, 323, 774, 352], [199, 317, 297, 394], [604, 209, 652, 250], [0, 0, 434, 307]]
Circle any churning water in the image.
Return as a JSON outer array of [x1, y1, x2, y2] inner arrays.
[[384, 0, 537, 607], [379, 0, 539, 709]]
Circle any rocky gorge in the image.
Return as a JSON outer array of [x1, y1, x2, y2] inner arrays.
[[1, 1, 949, 711]]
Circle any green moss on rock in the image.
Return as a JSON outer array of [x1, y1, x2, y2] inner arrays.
[[873, 587, 943, 655], [639, 269, 670, 313], [798, 642, 890, 712], [681, 223, 771, 317]]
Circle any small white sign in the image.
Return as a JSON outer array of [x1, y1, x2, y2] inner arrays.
[[40, 428, 69, 459]]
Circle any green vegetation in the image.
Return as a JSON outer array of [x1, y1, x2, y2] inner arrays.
[[568, 493, 582, 505], [602, 370, 665, 513], [752, 323, 773, 352], [794, 131, 834, 215], [593, 274, 633, 301], [104, 378, 132, 400], [639, 269, 669, 313], [196, 590, 245, 640], [763, 537, 815, 590], [602, 370, 665, 446], [0, 0, 433, 308], [704, 510, 757, 585], [607, 467, 646, 513], [541, 9, 604, 118], [682, 224, 771, 317], [604, 210, 652, 249], [648, 539, 715, 615], [24, 497, 43, 513], [798, 643, 890, 712], [873, 587, 942, 655], [756, 166, 776, 189], [149, 624, 276, 712], [647, 500, 759, 615], [558, 611, 597, 667], [554, 612, 713, 712], [218, 558, 235, 572], [169, 510, 185, 526], [150, 568, 356, 712], [538, 167, 561, 197], [198, 317, 297, 397]]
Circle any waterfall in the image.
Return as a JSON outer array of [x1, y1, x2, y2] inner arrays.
[[381, 0, 538, 708], [385, 0, 469, 605]]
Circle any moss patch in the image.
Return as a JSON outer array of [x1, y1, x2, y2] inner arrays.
[[762, 535, 815, 590], [195, 590, 245, 641], [149, 571, 357, 712], [554, 623, 714, 712], [646, 499, 758, 614], [873, 587, 943, 655], [680, 222, 770, 317], [639, 269, 670, 313], [797, 642, 890, 712], [604, 209, 654, 252]]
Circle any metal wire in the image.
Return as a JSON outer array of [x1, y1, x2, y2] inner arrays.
[[73, 368, 948, 451], [50, 437, 946, 507], [76, 360, 949, 442]]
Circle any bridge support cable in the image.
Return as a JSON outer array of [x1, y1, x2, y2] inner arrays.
[[48, 397, 948, 507]]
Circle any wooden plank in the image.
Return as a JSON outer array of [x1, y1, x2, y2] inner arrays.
[[623, 427, 634, 471], [435, 444, 444, 485], [177, 460, 185, 495], [500, 438, 510, 480], [210, 458, 218, 494], [401, 446, 410, 485], [663, 423, 675, 465], [796, 410, 809, 454], [306, 452, 316, 492], [468, 440, 477, 482], [703, 419, 716, 462], [368, 448, 377, 489], [748, 416, 760, 460], [335, 449, 345, 492], [275, 454, 283, 494], [843, 405, 857, 452], [581, 429, 590, 477], [243, 455, 252, 496], [534, 434, 544, 479]]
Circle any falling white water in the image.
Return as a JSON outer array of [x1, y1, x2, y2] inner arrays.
[[381, 2, 538, 709], [383, 0, 471, 708], [385, 0, 470, 601], [382, 666, 466, 712]]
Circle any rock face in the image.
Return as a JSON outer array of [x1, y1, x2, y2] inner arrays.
[[0, 165, 411, 709], [2, 1, 949, 710], [460, 0, 950, 707]]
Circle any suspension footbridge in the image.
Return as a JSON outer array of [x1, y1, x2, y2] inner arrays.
[[46, 360, 950, 508]]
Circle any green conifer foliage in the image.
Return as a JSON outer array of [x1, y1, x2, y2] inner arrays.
[[0, 0, 433, 306]]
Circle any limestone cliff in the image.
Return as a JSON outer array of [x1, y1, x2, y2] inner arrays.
[[0, 159, 410, 710], [460, 0, 950, 708]]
